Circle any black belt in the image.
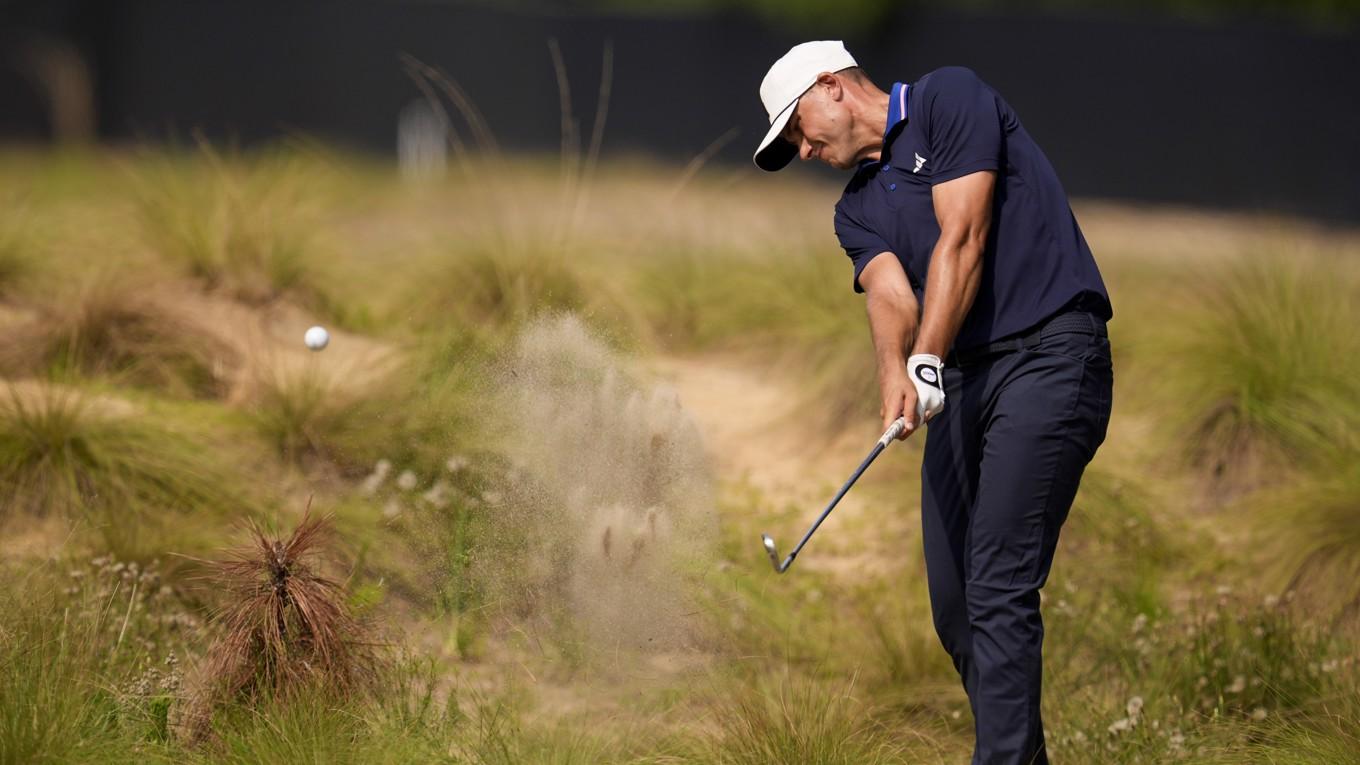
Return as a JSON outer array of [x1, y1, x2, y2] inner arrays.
[[945, 311, 1107, 367]]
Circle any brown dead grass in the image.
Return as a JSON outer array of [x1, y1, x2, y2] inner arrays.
[[185, 506, 379, 738]]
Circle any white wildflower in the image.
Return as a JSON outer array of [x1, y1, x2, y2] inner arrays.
[[445, 455, 468, 473], [1263, 594, 1280, 608], [1126, 696, 1144, 719], [361, 459, 392, 495], [1108, 717, 1133, 734], [382, 499, 402, 519], [1131, 613, 1148, 634], [421, 479, 451, 509], [1227, 675, 1246, 694], [1251, 707, 1267, 721], [396, 469, 418, 491]]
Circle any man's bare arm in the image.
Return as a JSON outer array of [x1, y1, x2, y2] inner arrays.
[[912, 171, 996, 359], [859, 251, 922, 437]]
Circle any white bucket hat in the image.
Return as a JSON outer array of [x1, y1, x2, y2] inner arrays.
[[753, 40, 858, 172]]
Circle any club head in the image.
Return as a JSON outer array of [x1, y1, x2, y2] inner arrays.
[[761, 533, 785, 574]]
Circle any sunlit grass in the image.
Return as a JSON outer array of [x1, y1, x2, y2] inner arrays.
[[2, 147, 1359, 762]]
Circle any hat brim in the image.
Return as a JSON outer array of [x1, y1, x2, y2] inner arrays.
[[753, 98, 799, 172]]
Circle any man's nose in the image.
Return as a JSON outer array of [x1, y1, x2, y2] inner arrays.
[[799, 138, 814, 161]]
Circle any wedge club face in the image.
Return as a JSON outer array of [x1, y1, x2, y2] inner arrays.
[[761, 533, 788, 573]]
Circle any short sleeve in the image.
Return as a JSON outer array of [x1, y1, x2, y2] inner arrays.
[[834, 200, 891, 294], [923, 67, 1002, 184]]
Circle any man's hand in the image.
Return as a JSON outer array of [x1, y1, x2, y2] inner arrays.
[[907, 353, 945, 423], [879, 363, 920, 440]]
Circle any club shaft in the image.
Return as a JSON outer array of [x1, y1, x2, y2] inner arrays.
[[781, 440, 888, 568]]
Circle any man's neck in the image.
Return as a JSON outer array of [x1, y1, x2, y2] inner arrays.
[[856, 86, 892, 164]]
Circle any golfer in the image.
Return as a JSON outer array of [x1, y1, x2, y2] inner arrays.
[[754, 41, 1113, 764]]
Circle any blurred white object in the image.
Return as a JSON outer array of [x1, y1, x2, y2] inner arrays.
[[398, 99, 448, 182], [304, 325, 329, 351]]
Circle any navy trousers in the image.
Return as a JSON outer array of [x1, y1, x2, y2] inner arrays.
[[921, 321, 1113, 765]]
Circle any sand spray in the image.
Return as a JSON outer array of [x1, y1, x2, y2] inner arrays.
[[476, 315, 717, 660]]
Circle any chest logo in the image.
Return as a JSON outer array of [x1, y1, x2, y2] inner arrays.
[[913, 152, 928, 173]]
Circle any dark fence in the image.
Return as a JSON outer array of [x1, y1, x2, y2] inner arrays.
[[4, 1, 1358, 221]]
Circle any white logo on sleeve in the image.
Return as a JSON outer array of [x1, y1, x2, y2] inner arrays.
[[913, 152, 928, 173]]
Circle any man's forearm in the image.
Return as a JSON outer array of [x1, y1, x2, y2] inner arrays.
[[913, 236, 984, 358], [914, 171, 995, 358], [866, 288, 918, 375]]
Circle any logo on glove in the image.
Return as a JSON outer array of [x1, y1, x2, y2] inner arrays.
[[914, 364, 940, 388]]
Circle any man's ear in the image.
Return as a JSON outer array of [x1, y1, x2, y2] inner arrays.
[[815, 71, 843, 101]]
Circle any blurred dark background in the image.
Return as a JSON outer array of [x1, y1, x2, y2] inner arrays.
[[3, 0, 1358, 221]]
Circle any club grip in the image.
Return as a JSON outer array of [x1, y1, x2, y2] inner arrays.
[[878, 416, 907, 447]]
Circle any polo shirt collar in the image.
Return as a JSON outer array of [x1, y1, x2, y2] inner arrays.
[[859, 81, 910, 171], [885, 81, 909, 139]]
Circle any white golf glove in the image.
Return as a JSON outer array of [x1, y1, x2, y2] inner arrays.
[[908, 353, 946, 424]]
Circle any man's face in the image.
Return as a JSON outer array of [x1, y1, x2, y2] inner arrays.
[[781, 77, 855, 170]]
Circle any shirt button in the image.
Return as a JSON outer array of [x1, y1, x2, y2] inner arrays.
[[889, 183, 897, 191], [883, 165, 891, 171]]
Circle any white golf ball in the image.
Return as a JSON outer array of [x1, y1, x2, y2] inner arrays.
[[304, 325, 329, 351]]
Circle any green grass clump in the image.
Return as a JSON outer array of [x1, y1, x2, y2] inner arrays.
[[1170, 255, 1360, 476], [1254, 449, 1360, 616], [1, 274, 236, 398], [0, 384, 253, 558], [693, 674, 949, 764], [247, 365, 366, 469]]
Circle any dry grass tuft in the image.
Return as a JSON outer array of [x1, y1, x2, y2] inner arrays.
[[188, 506, 378, 738]]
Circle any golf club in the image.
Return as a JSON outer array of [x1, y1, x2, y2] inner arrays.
[[761, 415, 908, 574]]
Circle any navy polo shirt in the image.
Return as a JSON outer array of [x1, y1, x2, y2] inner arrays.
[[833, 66, 1111, 351]]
